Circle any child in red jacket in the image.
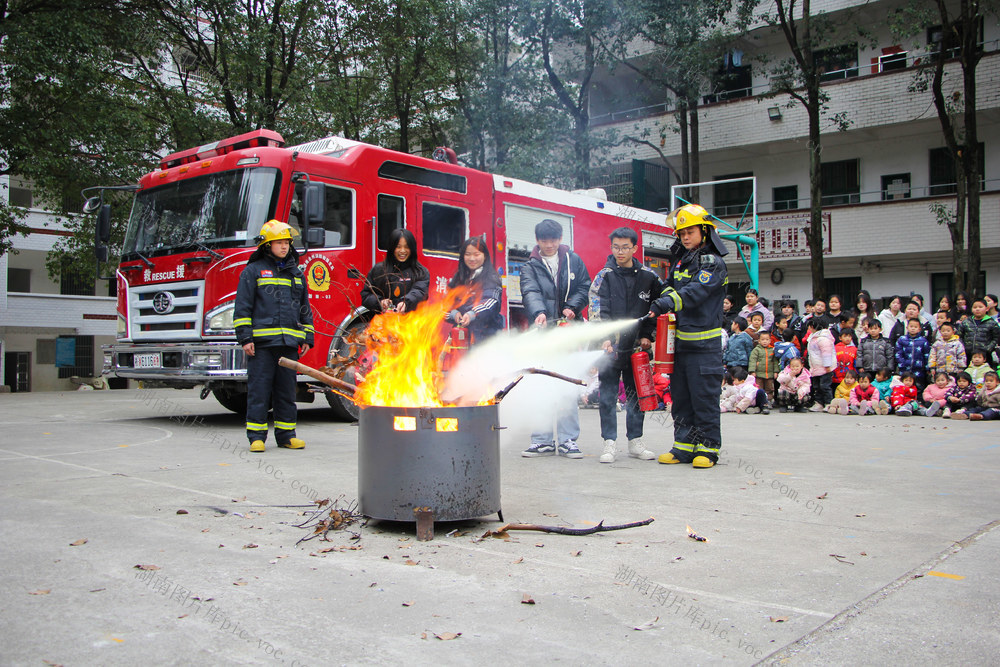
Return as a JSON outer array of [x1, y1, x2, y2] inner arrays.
[[890, 372, 921, 416], [833, 329, 858, 385]]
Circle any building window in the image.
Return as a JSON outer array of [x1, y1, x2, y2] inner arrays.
[[773, 185, 798, 211], [60, 261, 96, 296], [8, 267, 30, 292], [8, 186, 32, 208], [927, 19, 983, 61], [377, 195, 406, 251], [881, 173, 911, 200], [421, 202, 466, 256], [820, 159, 860, 205], [815, 44, 859, 82], [929, 144, 985, 196], [879, 47, 908, 72], [56, 335, 95, 379], [713, 172, 753, 217], [931, 271, 986, 307], [36, 339, 56, 364], [705, 63, 752, 104]]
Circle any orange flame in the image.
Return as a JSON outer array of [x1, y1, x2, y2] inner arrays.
[[354, 288, 472, 408]]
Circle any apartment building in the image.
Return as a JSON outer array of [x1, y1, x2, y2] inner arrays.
[[590, 0, 999, 310], [1, 175, 117, 392]]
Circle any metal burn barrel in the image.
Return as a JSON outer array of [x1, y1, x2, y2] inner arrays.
[[358, 404, 501, 522]]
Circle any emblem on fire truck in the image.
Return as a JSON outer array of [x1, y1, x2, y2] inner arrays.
[[307, 259, 331, 292], [152, 291, 175, 314]]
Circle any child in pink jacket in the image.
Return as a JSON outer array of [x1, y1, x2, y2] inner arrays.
[[721, 368, 760, 413], [922, 371, 955, 417], [776, 357, 811, 412]]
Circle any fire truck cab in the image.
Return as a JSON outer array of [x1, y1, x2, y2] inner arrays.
[[97, 129, 674, 420]]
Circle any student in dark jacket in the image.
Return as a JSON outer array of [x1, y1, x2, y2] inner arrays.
[[589, 227, 660, 464], [235, 220, 315, 453], [723, 316, 753, 372], [857, 318, 895, 373], [957, 299, 1000, 363], [444, 236, 504, 343], [360, 228, 429, 314], [889, 301, 933, 348], [520, 219, 591, 459]]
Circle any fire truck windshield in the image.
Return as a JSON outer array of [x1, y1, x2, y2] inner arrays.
[[123, 168, 280, 258]]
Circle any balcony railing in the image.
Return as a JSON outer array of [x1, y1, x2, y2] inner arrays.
[[589, 38, 1000, 127]]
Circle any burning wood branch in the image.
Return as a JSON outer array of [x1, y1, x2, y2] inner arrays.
[[278, 357, 358, 396], [481, 517, 654, 538]]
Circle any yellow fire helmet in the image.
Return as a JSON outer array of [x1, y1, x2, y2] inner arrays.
[[254, 219, 299, 246], [670, 204, 715, 232]]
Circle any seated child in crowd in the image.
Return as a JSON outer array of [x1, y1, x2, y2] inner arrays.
[[828, 368, 859, 415], [720, 367, 767, 414], [942, 371, 977, 418], [951, 371, 1000, 421], [891, 372, 921, 416], [850, 371, 884, 415], [775, 357, 811, 413], [748, 330, 777, 404], [872, 366, 894, 414], [966, 351, 991, 390], [653, 372, 671, 411], [723, 317, 753, 374], [928, 321, 966, 376], [922, 371, 955, 417]]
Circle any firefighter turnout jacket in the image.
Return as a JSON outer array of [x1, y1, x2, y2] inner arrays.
[[235, 250, 315, 349], [653, 245, 728, 349]]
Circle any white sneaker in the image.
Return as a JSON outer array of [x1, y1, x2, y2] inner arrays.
[[628, 438, 655, 460], [809, 403, 824, 412], [599, 439, 616, 463]]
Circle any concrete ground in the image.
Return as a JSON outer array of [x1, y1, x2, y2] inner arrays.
[[1, 388, 998, 666]]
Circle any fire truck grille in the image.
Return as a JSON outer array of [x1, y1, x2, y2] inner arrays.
[[128, 280, 205, 341]]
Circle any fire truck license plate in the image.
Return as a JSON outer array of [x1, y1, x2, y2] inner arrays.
[[134, 353, 162, 369]]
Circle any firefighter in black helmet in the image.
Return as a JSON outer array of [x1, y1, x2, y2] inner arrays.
[[649, 204, 728, 468], [234, 220, 315, 453]]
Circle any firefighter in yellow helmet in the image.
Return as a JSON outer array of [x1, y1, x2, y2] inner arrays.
[[648, 204, 729, 468], [234, 220, 314, 452]]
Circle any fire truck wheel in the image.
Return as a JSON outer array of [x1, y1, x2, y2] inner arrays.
[[325, 370, 360, 422], [213, 387, 248, 415]]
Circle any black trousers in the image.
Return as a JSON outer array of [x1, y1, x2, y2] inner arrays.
[[669, 344, 724, 463], [246, 345, 298, 444]]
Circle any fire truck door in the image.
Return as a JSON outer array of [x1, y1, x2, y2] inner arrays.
[[289, 176, 364, 287]]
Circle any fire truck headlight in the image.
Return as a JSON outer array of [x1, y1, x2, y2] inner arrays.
[[204, 302, 235, 336], [117, 315, 127, 339]]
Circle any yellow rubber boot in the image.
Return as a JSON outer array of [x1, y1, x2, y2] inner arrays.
[[279, 438, 305, 449], [249, 440, 265, 453], [692, 456, 715, 468], [658, 452, 681, 464]]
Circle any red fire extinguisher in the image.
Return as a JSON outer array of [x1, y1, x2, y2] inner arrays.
[[443, 326, 469, 372], [653, 313, 676, 374], [631, 348, 659, 412]]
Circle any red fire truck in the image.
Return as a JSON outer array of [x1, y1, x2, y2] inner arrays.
[[91, 129, 675, 420]]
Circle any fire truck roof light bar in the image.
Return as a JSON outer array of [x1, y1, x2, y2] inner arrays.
[[159, 129, 285, 170]]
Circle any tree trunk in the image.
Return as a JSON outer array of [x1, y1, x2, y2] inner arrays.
[[807, 80, 825, 300], [689, 96, 700, 201], [678, 99, 689, 185]]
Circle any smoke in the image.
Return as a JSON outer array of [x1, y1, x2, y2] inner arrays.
[[442, 318, 640, 443]]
